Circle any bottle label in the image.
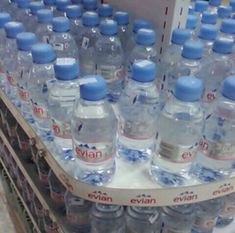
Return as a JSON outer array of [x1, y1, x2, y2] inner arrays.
[[199, 137, 235, 160], [194, 216, 216, 230], [53, 43, 64, 51], [73, 143, 113, 163], [50, 190, 65, 203], [6, 74, 16, 86], [51, 118, 72, 139], [31, 100, 49, 120], [159, 140, 198, 163], [81, 37, 90, 49], [18, 86, 29, 102], [98, 65, 124, 83], [66, 210, 89, 225]]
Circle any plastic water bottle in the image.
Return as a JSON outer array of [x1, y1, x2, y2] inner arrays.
[[50, 17, 79, 59], [71, 75, 117, 185], [201, 11, 218, 25], [95, 19, 125, 102], [126, 18, 152, 52], [127, 28, 157, 81], [3, 21, 25, 102], [219, 18, 235, 41], [0, 13, 11, 93], [216, 193, 235, 227], [35, 9, 53, 43], [217, 6, 232, 27], [79, 11, 100, 76], [192, 197, 225, 233], [150, 76, 204, 186], [166, 40, 204, 100], [113, 11, 130, 53], [198, 24, 218, 56], [43, 0, 56, 12], [98, 4, 113, 20], [54, 0, 71, 17], [194, 1, 209, 22], [4, 0, 18, 16], [117, 60, 160, 162], [64, 191, 91, 232], [83, 0, 98, 12], [126, 207, 161, 233], [48, 169, 66, 213], [65, 4, 82, 46], [208, 0, 221, 13], [191, 76, 235, 181], [28, 43, 56, 142], [161, 204, 195, 233], [230, 0, 235, 13], [48, 58, 80, 162], [90, 203, 125, 233], [15, 0, 30, 23], [16, 32, 37, 123], [186, 14, 198, 38]]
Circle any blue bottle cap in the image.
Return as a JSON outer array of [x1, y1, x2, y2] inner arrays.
[[16, 32, 37, 51], [56, 0, 71, 11], [4, 21, 25, 39], [230, 0, 235, 11], [71, 0, 81, 3], [54, 58, 79, 80], [132, 60, 156, 82], [186, 15, 197, 30], [222, 75, 235, 100], [82, 11, 99, 27], [98, 4, 113, 18], [218, 6, 232, 18], [174, 76, 202, 102], [135, 28, 156, 46], [113, 11, 129, 26], [17, 0, 30, 9], [0, 13, 11, 29], [37, 9, 53, 24], [83, 0, 98, 11], [66, 5, 82, 19], [209, 0, 221, 6], [52, 17, 70, 32], [194, 1, 209, 12], [133, 18, 152, 33], [43, 0, 56, 6], [32, 43, 56, 64], [188, 6, 195, 15], [29, 1, 45, 15], [201, 11, 218, 24], [182, 40, 204, 59], [212, 37, 233, 54], [100, 19, 117, 36], [198, 24, 218, 40], [220, 19, 235, 34], [80, 75, 106, 101], [171, 28, 190, 45]]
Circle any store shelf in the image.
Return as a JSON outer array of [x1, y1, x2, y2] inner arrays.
[[1, 89, 235, 207]]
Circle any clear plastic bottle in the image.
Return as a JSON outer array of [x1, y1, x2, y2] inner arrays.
[[127, 28, 157, 81], [43, 0, 56, 13], [16, 32, 37, 123], [90, 203, 125, 233], [3, 21, 25, 103], [191, 76, 235, 182], [95, 19, 125, 102], [54, 0, 71, 17], [48, 58, 80, 162], [166, 40, 204, 100], [0, 13, 11, 93], [4, 0, 18, 16], [98, 4, 113, 20], [230, 0, 235, 13], [219, 18, 235, 41], [28, 43, 56, 142], [113, 11, 130, 54], [126, 206, 161, 233], [83, 0, 98, 12], [161, 204, 195, 233], [150, 76, 204, 186], [49, 16, 79, 59], [216, 193, 235, 227], [201, 11, 218, 25], [35, 9, 53, 43], [208, 0, 221, 13], [71, 75, 117, 185], [65, 4, 82, 46], [217, 6, 232, 27], [79, 11, 100, 76], [64, 191, 92, 233], [194, 1, 209, 23], [15, 0, 31, 23], [192, 197, 225, 233], [117, 60, 160, 163], [186, 14, 198, 38]]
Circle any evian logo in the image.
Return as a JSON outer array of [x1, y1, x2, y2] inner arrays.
[[213, 183, 234, 196], [173, 191, 198, 203], [130, 194, 157, 205], [88, 191, 113, 203]]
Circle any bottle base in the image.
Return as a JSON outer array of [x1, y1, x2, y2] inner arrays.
[[216, 216, 234, 227]]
